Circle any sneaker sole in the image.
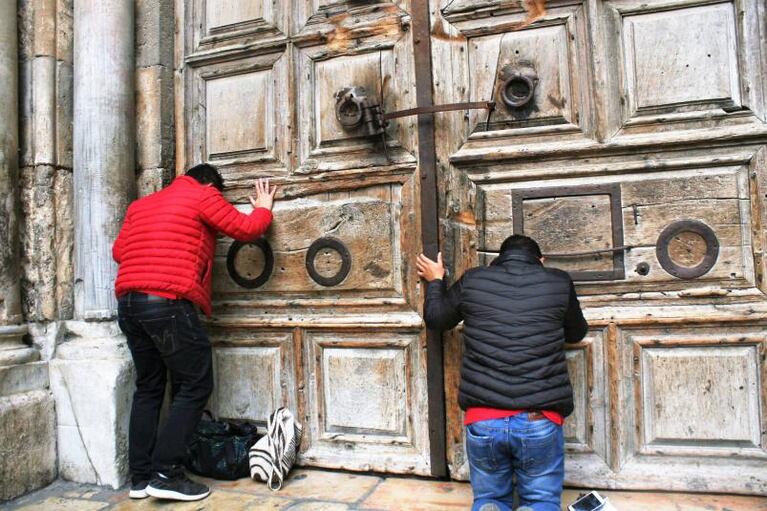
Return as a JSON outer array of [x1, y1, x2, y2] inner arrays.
[[146, 486, 211, 501], [128, 489, 149, 499]]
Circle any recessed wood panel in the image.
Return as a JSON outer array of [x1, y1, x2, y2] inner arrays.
[[314, 51, 386, 145], [564, 346, 589, 446], [209, 331, 295, 423], [184, 0, 288, 56], [523, 195, 613, 273], [205, 0, 266, 30], [205, 70, 270, 157], [213, 185, 403, 299], [212, 346, 280, 420], [438, 3, 595, 163], [301, 330, 430, 475], [622, 3, 739, 115], [294, 10, 417, 173], [322, 347, 407, 435], [640, 345, 761, 448], [597, 0, 767, 140], [470, 24, 574, 129], [186, 51, 290, 178]]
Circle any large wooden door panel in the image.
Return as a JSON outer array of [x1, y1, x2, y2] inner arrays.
[[614, 325, 767, 491], [212, 182, 410, 301], [175, 0, 767, 490], [184, 51, 292, 180], [431, 0, 767, 494], [599, 0, 767, 138], [301, 329, 430, 473], [177, 0, 432, 475]]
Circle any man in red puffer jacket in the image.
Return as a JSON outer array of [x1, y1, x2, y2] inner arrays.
[[113, 164, 276, 502]]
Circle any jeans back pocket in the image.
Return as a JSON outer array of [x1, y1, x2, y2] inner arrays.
[[520, 422, 563, 476], [138, 315, 177, 355], [466, 423, 499, 472]]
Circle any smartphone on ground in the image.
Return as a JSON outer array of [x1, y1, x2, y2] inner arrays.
[[568, 490, 609, 511]]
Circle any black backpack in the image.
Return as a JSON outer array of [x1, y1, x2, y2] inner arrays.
[[185, 412, 262, 480]]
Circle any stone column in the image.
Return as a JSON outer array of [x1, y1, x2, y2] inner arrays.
[[49, 0, 136, 488], [0, 0, 23, 328], [73, 0, 135, 318], [0, 0, 57, 500]]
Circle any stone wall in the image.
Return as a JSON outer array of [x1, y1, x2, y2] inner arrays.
[[18, 0, 74, 323], [135, 0, 176, 196], [1, 0, 178, 500], [17, 0, 176, 326]]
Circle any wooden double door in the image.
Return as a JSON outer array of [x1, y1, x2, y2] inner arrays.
[[176, 0, 767, 494]]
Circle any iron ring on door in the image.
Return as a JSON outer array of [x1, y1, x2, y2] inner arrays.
[[656, 220, 719, 279], [501, 73, 537, 109], [306, 237, 352, 287], [226, 238, 274, 289]]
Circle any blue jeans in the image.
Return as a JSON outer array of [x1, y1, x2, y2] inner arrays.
[[466, 414, 564, 511]]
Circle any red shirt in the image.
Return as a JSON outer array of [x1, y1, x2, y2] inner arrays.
[[464, 407, 563, 426]]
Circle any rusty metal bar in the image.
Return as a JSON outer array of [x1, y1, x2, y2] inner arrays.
[[382, 101, 494, 120], [544, 246, 634, 258], [412, 0, 448, 479], [483, 246, 634, 258]]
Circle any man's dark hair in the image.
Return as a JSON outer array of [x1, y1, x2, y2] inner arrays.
[[186, 163, 224, 191], [500, 234, 542, 259]]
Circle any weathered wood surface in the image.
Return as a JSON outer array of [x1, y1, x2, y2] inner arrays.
[[176, 0, 430, 475], [173, 0, 767, 492], [429, 0, 767, 495]]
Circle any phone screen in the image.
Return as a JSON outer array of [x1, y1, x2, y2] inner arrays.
[[571, 493, 603, 511]]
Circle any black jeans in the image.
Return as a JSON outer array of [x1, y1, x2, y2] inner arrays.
[[117, 292, 214, 483]]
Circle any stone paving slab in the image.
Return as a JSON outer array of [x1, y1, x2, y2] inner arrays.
[[3, 468, 767, 510], [360, 478, 473, 511], [203, 469, 382, 503]]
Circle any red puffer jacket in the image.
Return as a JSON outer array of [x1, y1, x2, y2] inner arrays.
[[112, 175, 272, 315]]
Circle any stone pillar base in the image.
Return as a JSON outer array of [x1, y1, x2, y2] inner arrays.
[[0, 390, 57, 501], [50, 321, 134, 489], [0, 325, 57, 502]]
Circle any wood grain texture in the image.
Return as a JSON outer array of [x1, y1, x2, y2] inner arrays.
[[429, 0, 767, 494], [177, 0, 428, 475]]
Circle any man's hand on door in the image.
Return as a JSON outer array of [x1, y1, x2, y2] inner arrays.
[[417, 252, 445, 282], [249, 178, 277, 211]]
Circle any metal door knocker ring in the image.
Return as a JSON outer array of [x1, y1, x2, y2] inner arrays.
[[501, 73, 537, 109], [306, 237, 352, 287], [226, 238, 274, 288], [335, 88, 365, 129], [656, 220, 719, 279], [334, 86, 384, 136]]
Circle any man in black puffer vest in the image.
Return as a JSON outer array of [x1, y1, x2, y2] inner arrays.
[[417, 234, 587, 511]]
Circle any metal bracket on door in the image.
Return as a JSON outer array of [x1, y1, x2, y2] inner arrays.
[[334, 87, 494, 161]]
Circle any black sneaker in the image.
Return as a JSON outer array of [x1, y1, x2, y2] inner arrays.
[[146, 471, 210, 501], [129, 480, 149, 499]]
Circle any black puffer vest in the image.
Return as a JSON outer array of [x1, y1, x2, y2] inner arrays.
[[458, 250, 576, 416]]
